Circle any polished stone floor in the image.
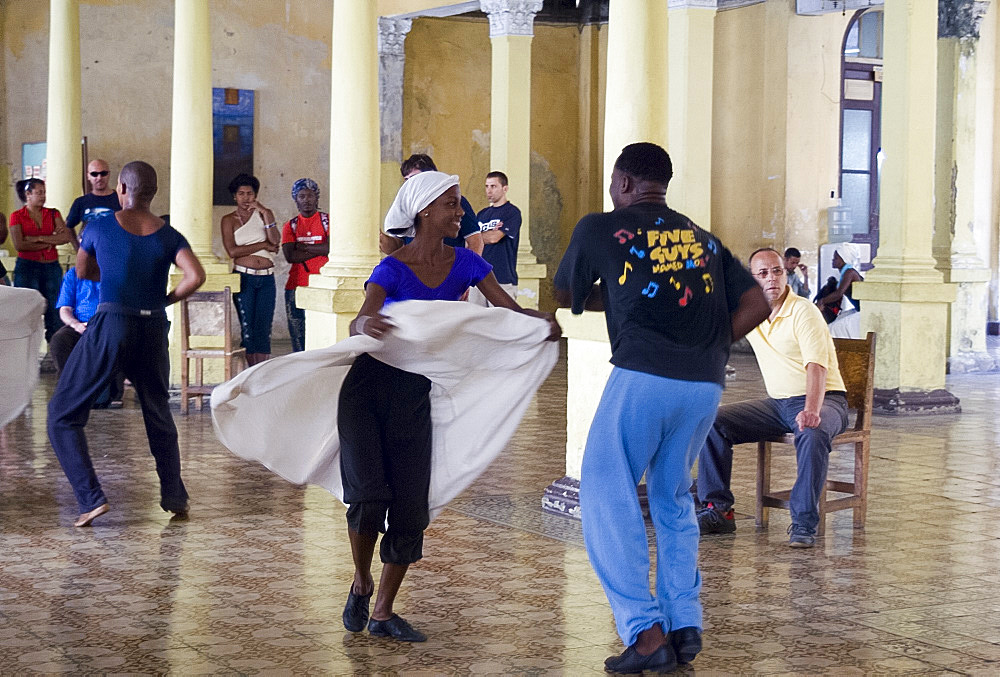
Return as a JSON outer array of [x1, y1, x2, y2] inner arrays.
[[2, 346, 1000, 675]]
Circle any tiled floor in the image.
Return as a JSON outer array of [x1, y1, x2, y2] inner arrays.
[[2, 346, 1000, 675]]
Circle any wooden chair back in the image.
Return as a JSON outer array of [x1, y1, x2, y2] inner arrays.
[[833, 332, 876, 432]]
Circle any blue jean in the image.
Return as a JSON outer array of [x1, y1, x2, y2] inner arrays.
[[284, 288, 305, 352], [233, 272, 276, 354], [697, 392, 849, 533], [47, 307, 187, 513], [580, 367, 722, 647], [14, 258, 63, 342]]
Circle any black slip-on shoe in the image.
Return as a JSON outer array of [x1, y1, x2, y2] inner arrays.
[[367, 614, 426, 642], [670, 626, 702, 664], [604, 642, 677, 674], [342, 587, 373, 632]]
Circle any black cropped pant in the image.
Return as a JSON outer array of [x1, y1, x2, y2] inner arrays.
[[338, 354, 432, 565]]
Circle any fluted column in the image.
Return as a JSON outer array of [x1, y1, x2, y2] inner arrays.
[[46, 0, 82, 255], [169, 0, 217, 264], [378, 17, 412, 220], [934, 1, 995, 373], [298, 0, 382, 347], [481, 0, 546, 308], [852, 0, 959, 414], [667, 0, 716, 228]]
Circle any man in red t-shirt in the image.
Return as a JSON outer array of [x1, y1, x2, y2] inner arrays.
[[281, 178, 329, 352]]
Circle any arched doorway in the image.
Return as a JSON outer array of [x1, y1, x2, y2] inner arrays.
[[839, 7, 883, 257]]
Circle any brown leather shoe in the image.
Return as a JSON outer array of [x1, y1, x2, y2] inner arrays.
[[74, 503, 109, 527]]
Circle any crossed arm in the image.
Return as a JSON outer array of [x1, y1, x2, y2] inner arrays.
[[9, 214, 72, 252], [283, 237, 329, 263]]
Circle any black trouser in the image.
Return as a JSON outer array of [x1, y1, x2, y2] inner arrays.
[[47, 304, 187, 513], [338, 353, 432, 565], [50, 325, 125, 405]]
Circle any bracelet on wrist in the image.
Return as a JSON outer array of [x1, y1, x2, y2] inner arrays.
[[264, 222, 277, 229]]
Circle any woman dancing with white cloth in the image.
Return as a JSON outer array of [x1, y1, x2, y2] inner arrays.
[[339, 172, 560, 642]]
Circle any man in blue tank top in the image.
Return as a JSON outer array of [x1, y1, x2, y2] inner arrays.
[[48, 161, 206, 527]]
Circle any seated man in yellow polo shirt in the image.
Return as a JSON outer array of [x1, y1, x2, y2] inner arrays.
[[696, 247, 848, 548]]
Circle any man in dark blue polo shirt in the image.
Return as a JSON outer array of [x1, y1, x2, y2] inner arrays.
[[470, 171, 521, 307]]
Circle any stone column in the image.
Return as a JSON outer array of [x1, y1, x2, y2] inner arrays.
[[167, 0, 237, 386], [934, 1, 996, 373], [46, 0, 82, 259], [667, 0, 716, 229], [481, 0, 546, 308], [297, 0, 382, 347], [543, 0, 670, 518], [378, 17, 412, 220], [170, 0, 223, 269], [852, 0, 959, 414], [602, 0, 670, 209]]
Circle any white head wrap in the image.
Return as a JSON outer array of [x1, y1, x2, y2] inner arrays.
[[383, 171, 461, 239], [835, 242, 862, 269]]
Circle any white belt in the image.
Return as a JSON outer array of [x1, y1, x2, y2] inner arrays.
[[234, 265, 274, 276]]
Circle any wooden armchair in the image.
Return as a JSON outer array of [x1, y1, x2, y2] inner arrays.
[[755, 332, 876, 536], [179, 288, 246, 414]]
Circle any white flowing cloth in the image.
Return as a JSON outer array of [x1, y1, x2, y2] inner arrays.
[[0, 286, 46, 427], [211, 300, 558, 518], [383, 171, 460, 239]]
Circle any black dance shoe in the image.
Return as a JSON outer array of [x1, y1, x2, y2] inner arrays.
[[604, 642, 677, 674], [367, 614, 426, 642], [670, 626, 702, 664], [342, 586, 373, 632]]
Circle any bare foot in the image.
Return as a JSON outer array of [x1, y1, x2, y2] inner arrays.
[[74, 503, 109, 527]]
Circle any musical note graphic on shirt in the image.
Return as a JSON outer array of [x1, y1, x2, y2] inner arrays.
[[613, 229, 635, 244], [641, 281, 659, 298], [707, 239, 718, 254], [702, 273, 714, 293], [619, 261, 633, 285], [668, 276, 681, 290], [629, 246, 646, 259], [678, 287, 693, 307], [654, 217, 664, 226]]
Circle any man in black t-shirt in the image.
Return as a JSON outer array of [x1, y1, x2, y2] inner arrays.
[[65, 159, 122, 250], [554, 143, 769, 674], [470, 171, 520, 306]]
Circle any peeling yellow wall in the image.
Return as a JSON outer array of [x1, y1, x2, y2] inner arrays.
[[402, 17, 591, 310], [712, 2, 848, 276]]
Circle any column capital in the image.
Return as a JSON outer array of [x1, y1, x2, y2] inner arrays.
[[669, 0, 718, 9], [378, 17, 412, 57], [480, 0, 542, 38], [938, 0, 990, 39]]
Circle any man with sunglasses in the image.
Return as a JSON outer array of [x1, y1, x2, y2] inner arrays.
[[65, 160, 121, 249], [696, 247, 849, 548]]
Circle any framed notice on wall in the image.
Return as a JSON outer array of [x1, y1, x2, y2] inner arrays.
[[21, 142, 47, 180], [212, 88, 255, 205]]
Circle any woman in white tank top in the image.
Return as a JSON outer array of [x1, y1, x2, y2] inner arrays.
[[221, 174, 280, 365]]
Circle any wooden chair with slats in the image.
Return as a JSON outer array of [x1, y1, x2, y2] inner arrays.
[[179, 287, 246, 414], [756, 331, 876, 536]]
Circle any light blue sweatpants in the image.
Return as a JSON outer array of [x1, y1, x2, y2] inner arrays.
[[580, 367, 722, 647]]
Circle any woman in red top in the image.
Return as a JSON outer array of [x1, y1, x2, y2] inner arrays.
[[9, 178, 72, 342]]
